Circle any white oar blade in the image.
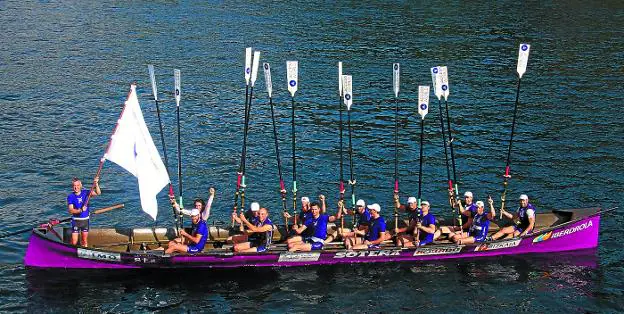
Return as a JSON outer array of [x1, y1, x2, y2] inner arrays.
[[439, 66, 450, 100], [174, 69, 181, 107], [287, 61, 298, 97], [342, 75, 353, 110], [148, 64, 158, 101], [517, 43, 531, 79], [263, 63, 273, 98], [418, 86, 430, 119], [433, 67, 443, 100], [251, 51, 261, 87], [244, 47, 252, 85], [393, 63, 400, 98], [338, 62, 343, 96]]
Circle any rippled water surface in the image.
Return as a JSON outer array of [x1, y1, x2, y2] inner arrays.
[[1, 1, 623, 313]]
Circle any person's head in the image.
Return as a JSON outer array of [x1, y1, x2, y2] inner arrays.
[[301, 197, 310, 211], [310, 202, 321, 218], [259, 207, 269, 221], [72, 177, 82, 194], [407, 197, 418, 210], [464, 191, 474, 205], [251, 202, 260, 216], [421, 201, 430, 213], [194, 198, 205, 210], [190, 208, 201, 224], [367, 203, 381, 218], [476, 201, 485, 214], [519, 194, 529, 208], [356, 199, 366, 213]]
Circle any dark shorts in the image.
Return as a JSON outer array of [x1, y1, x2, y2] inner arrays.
[[304, 237, 325, 251], [514, 225, 533, 235], [71, 219, 89, 233], [187, 245, 202, 254]]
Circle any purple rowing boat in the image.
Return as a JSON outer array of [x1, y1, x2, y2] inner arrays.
[[24, 207, 604, 269]]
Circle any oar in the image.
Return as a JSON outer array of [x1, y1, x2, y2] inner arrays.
[[287, 60, 299, 225], [416, 86, 430, 246], [174, 69, 184, 229], [500, 43, 531, 218], [392, 63, 400, 231], [342, 74, 357, 226], [0, 203, 125, 239], [263, 62, 288, 226], [148, 65, 178, 235], [338, 62, 346, 231], [233, 47, 253, 227]]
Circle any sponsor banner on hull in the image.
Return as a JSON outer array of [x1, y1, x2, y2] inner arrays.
[[474, 239, 521, 252], [413, 245, 463, 256], [278, 252, 321, 262], [533, 220, 593, 244], [77, 248, 121, 262], [334, 249, 402, 259]]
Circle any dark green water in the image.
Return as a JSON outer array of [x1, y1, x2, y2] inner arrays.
[[1, 1, 623, 312]]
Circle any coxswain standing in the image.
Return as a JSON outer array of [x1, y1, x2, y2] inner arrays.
[[67, 176, 101, 247]]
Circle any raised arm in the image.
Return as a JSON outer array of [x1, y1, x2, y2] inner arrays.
[[202, 187, 215, 221]]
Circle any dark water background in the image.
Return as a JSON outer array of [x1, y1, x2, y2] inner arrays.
[[1, 0, 623, 312]]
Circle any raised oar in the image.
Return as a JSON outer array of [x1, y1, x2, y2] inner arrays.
[[501, 43, 531, 218], [416, 86, 430, 246], [174, 69, 184, 228], [263, 62, 288, 226], [342, 75, 357, 225], [338, 62, 346, 231], [148, 65, 178, 234], [233, 47, 253, 227], [392, 63, 400, 231], [0, 204, 125, 239], [432, 67, 454, 225], [287, 60, 299, 225]]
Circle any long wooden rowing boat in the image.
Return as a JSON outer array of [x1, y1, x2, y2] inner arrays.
[[24, 207, 604, 269]]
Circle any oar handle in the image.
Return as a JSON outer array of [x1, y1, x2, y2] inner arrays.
[[93, 203, 124, 215]]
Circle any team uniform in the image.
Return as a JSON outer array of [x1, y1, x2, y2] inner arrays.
[[514, 204, 536, 234], [365, 216, 386, 249], [250, 218, 273, 253], [356, 208, 372, 228], [303, 214, 329, 251], [469, 212, 491, 243], [418, 212, 436, 245], [187, 220, 208, 253], [67, 189, 91, 233], [461, 203, 478, 230]]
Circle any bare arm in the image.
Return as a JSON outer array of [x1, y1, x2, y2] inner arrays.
[[202, 188, 215, 221]]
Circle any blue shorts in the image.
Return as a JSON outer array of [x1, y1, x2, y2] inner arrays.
[[304, 237, 325, 251], [419, 239, 432, 246], [257, 245, 268, 253], [187, 245, 202, 253], [368, 244, 380, 249], [474, 234, 487, 243], [71, 219, 89, 233], [514, 226, 533, 235]]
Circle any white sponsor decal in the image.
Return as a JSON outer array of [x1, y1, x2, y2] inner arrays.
[[278, 252, 321, 262], [413, 245, 463, 256], [334, 249, 402, 259], [552, 220, 593, 239], [77, 248, 121, 262], [474, 239, 521, 252]]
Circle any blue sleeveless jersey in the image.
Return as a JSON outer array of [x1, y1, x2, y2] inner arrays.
[[67, 190, 90, 220], [305, 214, 329, 240], [517, 203, 536, 231], [365, 216, 386, 242], [469, 212, 490, 242], [189, 220, 208, 252]]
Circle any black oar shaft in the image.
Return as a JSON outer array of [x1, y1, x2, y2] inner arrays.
[[176, 101, 183, 227], [269, 97, 287, 213], [418, 118, 424, 201], [347, 109, 356, 224], [394, 98, 399, 193], [153, 98, 179, 233], [339, 95, 345, 198], [233, 84, 250, 226], [291, 97, 298, 224], [436, 99, 452, 192], [444, 100, 458, 191], [501, 78, 523, 214]]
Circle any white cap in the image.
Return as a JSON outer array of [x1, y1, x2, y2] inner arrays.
[[367, 203, 381, 212], [476, 201, 484, 207], [301, 196, 310, 203], [251, 202, 260, 212], [421, 201, 430, 207], [407, 197, 417, 204], [464, 191, 473, 198], [190, 208, 200, 216], [356, 199, 366, 207], [519, 194, 528, 200]]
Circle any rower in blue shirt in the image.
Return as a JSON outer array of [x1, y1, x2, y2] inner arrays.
[[288, 202, 339, 252], [165, 208, 208, 254], [233, 207, 274, 253], [351, 203, 388, 250], [491, 194, 536, 240], [451, 197, 496, 244]]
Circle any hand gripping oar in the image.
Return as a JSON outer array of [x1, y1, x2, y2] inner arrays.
[[263, 62, 288, 226], [233, 47, 253, 227], [338, 62, 346, 231], [500, 43, 531, 218], [0, 204, 125, 239], [174, 69, 184, 230], [287, 60, 299, 225], [148, 65, 179, 235], [392, 63, 400, 231], [342, 75, 357, 226]]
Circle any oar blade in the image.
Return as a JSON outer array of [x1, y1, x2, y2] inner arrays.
[[418, 86, 430, 119], [251, 51, 261, 87], [263, 62, 273, 98], [338, 62, 343, 96], [342, 75, 353, 110], [245, 47, 252, 85], [393, 63, 400, 98], [439, 66, 450, 100], [517, 43, 531, 78], [174, 69, 181, 107], [287, 61, 298, 97], [148, 64, 158, 101], [431, 66, 442, 100]]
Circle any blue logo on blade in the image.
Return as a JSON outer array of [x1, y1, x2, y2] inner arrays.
[[345, 94, 351, 100], [246, 68, 251, 74], [521, 44, 528, 51], [420, 104, 427, 110], [289, 80, 297, 87], [394, 64, 398, 70], [433, 68, 438, 74], [264, 64, 269, 70], [442, 85, 448, 91], [176, 89, 180, 96]]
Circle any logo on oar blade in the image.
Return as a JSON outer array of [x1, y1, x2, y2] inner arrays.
[[289, 80, 297, 87], [420, 104, 427, 110], [246, 68, 251, 74], [433, 67, 439, 74], [521, 44, 529, 51]]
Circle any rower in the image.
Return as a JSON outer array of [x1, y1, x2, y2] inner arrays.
[[165, 208, 208, 254], [350, 203, 387, 250], [232, 207, 273, 252], [228, 202, 260, 244], [67, 176, 101, 247], [283, 196, 312, 227], [451, 198, 495, 244], [287, 202, 339, 252], [393, 196, 420, 247], [337, 199, 370, 242], [490, 194, 536, 240], [435, 191, 477, 240], [400, 201, 436, 247], [169, 187, 215, 222]]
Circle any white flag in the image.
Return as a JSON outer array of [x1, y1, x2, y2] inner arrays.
[[104, 84, 170, 220]]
